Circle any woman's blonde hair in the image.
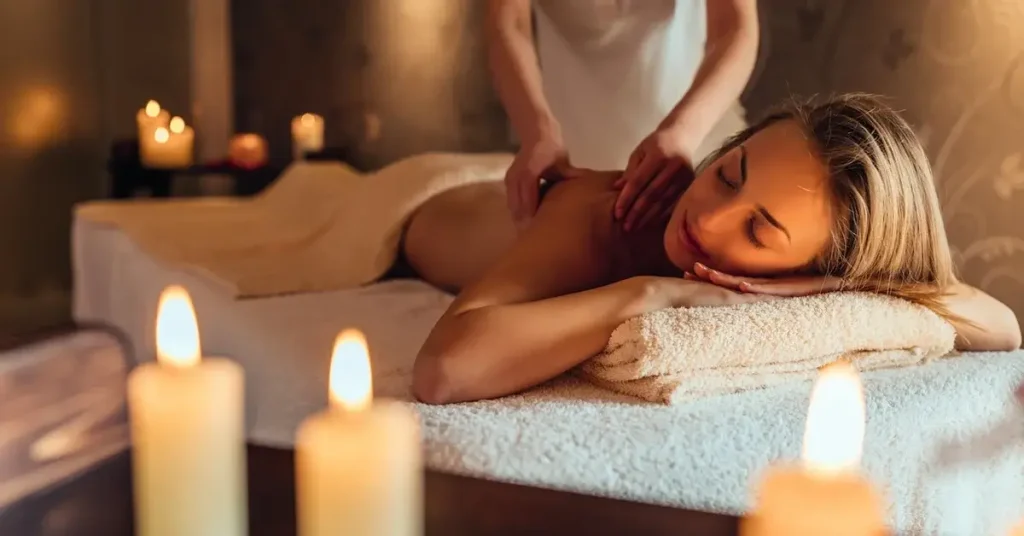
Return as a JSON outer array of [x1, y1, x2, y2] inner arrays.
[[700, 93, 959, 319]]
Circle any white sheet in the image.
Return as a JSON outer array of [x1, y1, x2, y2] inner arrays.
[[73, 215, 1024, 535]]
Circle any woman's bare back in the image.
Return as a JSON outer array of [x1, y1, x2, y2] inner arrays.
[[401, 171, 674, 292]]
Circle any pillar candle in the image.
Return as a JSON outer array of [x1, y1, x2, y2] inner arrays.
[[127, 286, 247, 536], [741, 362, 887, 536], [295, 329, 422, 536], [140, 117, 194, 169], [137, 100, 170, 141], [291, 113, 324, 160]]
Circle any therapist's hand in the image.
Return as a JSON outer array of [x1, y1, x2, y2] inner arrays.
[[505, 136, 570, 229], [614, 126, 697, 232]]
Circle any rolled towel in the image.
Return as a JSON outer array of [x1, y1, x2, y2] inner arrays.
[[578, 291, 957, 404]]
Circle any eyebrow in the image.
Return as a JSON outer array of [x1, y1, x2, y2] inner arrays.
[[737, 145, 791, 243], [758, 206, 791, 242]]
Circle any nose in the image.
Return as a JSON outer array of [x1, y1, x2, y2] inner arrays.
[[694, 198, 746, 234]]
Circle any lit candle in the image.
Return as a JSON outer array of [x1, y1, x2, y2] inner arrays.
[[290, 113, 324, 160], [228, 133, 269, 169], [140, 117, 194, 169], [136, 100, 170, 141], [295, 329, 422, 536], [127, 286, 247, 536], [742, 362, 887, 536]]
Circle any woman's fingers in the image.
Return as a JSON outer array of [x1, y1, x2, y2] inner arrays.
[[734, 276, 844, 296], [615, 157, 662, 220], [623, 161, 680, 231], [616, 149, 646, 189]]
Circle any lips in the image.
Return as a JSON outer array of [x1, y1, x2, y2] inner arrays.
[[678, 215, 709, 259]]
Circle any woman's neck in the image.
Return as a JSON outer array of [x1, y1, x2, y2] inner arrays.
[[607, 219, 682, 280]]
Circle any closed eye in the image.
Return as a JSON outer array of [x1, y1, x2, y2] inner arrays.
[[747, 219, 766, 249], [717, 167, 738, 190]]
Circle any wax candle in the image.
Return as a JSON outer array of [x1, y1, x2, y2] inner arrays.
[[228, 133, 269, 168], [291, 113, 324, 160], [127, 286, 247, 536], [140, 117, 195, 169], [295, 329, 422, 536], [741, 362, 886, 536], [136, 100, 170, 141]]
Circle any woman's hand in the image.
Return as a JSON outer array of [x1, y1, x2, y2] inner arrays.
[[685, 262, 845, 296], [633, 275, 779, 313], [505, 136, 571, 230], [613, 126, 697, 232]]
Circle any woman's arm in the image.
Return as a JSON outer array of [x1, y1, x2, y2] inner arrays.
[[658, 0, 760, 150], [412, 182, 755, 404], [945, 283, 1022, 351], [486, 0, 560, 146]]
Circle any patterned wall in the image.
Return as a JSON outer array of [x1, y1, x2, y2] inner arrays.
[[742, 0, 1024, 335]]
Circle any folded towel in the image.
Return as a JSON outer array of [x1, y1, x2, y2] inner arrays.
[[579, 291, 957, 404], [75, 152, 513, 298]]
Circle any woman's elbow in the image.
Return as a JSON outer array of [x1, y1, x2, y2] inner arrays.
[[412, 343, 483, 405], [412, 352, 457, 405]]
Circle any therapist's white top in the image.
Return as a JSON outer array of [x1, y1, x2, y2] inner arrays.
[[534, 0, 743, 170]]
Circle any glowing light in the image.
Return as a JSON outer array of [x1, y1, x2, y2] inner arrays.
[[801, 361, 865, 475], [145, 100, 161, 118], [154, 127, 169, 143], [169, 116, 185, 134], [328, 329, 372, 412], [155, 286, 201, 368]]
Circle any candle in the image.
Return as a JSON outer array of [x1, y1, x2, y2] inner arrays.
[[291, 113, 324, 160], [228, 133, 269, 169], [741, 361, 886, 536], [295, 329, 422, 536], [136, 100, 170, 141], [127, 286, 247, 536], [140, 117, 194, 169]]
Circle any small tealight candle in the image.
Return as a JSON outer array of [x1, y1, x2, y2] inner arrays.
[[741, 362, 887, 536], [295, 329, 422, 536], [291, 113, 324, 160], [136, 100, 170, 141], [228, 133, 269, 169], [140, 117, 194, 169], [127, 286, 247, 536]]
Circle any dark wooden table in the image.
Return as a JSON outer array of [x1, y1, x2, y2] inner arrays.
[[1, 445, 739, 535]]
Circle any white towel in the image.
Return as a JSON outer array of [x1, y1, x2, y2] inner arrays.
[[74, 152, 513, 299], [579, 291, 957, 403]]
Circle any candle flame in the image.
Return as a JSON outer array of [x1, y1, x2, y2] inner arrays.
[[300, 113, 317, 126], [328, 329, 372, 412], [169, 116, 185, 134], [155, 286, 201, 368], [801, 361, 865, 474], [145, 100, 161, 118], [154, 127, 169, 144]]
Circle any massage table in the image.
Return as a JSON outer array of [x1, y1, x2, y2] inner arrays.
[[72, 172, 1024, 536]]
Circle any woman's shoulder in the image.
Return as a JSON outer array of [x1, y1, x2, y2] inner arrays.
[[539, 169, 620, 215]]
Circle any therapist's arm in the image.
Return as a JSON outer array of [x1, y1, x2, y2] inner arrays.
[[659, 0, 760, 148], [614, 0, 760, 230], [486, 0, 561, 145]]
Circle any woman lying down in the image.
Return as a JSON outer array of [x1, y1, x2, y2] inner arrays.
[[399, 94, 1022, 405]]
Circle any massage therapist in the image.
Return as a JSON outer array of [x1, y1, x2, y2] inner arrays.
[[486, 0, 759, 230]]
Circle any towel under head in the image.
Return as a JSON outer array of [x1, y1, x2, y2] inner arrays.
[[579, 291, 957, 404]]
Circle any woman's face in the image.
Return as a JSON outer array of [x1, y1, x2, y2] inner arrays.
[[664, 120, 836, 277]]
